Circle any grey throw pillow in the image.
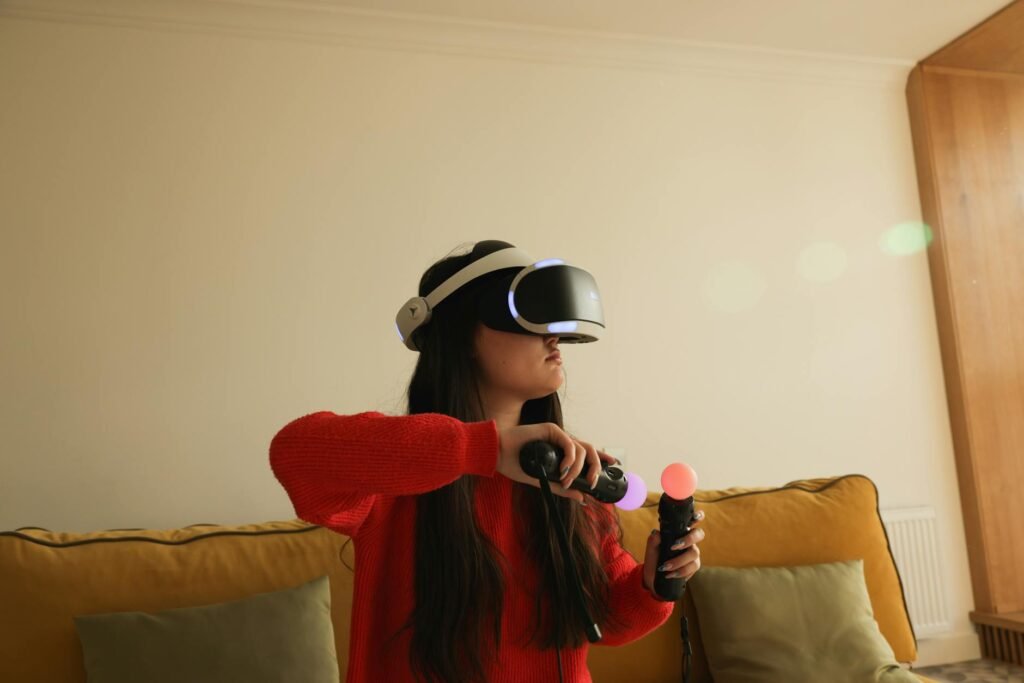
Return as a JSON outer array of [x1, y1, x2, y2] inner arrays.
[[73, 574, 338, 683], [688, 559, 919, 683]]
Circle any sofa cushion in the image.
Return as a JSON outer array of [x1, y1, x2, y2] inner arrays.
[[0, 520, 354, 683], [688, 559, 918, 682], [73, 574, 338, 683], [587, 474, 918, 683]]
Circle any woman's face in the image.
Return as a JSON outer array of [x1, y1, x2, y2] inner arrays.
[[472, 322, 564, 402]]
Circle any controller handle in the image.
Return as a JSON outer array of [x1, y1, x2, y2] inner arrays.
[[519, 440, 628, 504], [653, 493, 697, 602]]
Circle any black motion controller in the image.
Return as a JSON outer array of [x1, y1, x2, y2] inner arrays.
[[653, 492, 698, 602], [519, 440, 628, 505]]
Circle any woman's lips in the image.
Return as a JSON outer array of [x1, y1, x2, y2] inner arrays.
[[546, 352, 562, 362]]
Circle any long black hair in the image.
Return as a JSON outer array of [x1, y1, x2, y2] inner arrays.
[[401, 240, 624, 683]]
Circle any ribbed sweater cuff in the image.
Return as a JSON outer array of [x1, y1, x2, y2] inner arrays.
[[460, 419, 499, 477]]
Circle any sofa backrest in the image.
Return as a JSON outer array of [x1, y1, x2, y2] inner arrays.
[[0, 520, 356, 683], [0, 474, 915, 683], [587, 473, 918, 683]]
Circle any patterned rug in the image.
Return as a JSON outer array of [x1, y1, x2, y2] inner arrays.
[[914, 658, 1024, 682]]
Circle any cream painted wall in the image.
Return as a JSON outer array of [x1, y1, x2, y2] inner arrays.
[[0, 7, 977, 665]]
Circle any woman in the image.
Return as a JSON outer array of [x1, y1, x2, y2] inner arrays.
[[269, 240, 705, 683]]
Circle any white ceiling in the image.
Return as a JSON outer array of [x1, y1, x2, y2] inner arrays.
[[326, 0, 1012, 62]]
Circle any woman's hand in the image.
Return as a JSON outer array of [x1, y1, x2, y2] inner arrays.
[[496, 423, 617, 503], [642, 509, 706, 595]]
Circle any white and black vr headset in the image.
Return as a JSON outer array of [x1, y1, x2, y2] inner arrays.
[[395, 243, 605, 352]]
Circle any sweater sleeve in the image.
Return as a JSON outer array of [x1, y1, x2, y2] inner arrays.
[[269, 410, 499, 537], [596, 525, 676, 647]]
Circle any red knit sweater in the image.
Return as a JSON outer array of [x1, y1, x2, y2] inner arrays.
[[268, 410, 674, 683]]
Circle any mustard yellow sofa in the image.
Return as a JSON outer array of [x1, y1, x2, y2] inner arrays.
[[0, 474, 939, 682]]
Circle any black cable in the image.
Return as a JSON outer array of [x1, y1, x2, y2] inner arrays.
[[681, 610, 692, 683], [537, 476, 601, 683], [537, 476, 602, 643]]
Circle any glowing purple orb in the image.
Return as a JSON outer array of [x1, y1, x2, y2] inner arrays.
[[661, 463, 698, 500], [615, 472, 648, 511]]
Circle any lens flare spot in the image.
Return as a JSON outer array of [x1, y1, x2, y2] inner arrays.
[[797, 242, 848, 283], [880, 222, 933, 255]]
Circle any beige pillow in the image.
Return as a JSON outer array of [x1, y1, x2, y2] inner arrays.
[[688, 559, 918, 683], [73, 574, 339, 683]]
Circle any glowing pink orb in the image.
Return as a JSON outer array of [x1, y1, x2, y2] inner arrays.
[[615, 472, 648, 511], [661, 463, 698, 500]]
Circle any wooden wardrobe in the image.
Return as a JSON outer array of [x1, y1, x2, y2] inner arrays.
[[905, 0, 1024, 665]]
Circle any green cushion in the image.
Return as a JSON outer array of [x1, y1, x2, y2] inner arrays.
[[687, 559, 918, 683], [73, 574, 339, 683]]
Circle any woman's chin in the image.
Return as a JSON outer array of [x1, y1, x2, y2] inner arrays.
[[531, 382, 563, 399]]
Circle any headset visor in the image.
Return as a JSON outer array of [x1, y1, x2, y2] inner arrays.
[[477, 264, 605, 339]]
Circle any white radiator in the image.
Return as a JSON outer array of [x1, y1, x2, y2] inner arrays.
[[879, 506, 952, 638]]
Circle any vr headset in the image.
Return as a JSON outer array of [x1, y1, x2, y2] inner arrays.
[[395, 244, 605, 351]]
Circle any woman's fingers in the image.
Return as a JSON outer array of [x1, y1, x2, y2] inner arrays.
[[547, 426, 611, 502], [572, 440, 602, 490], [549, 480, 585, 504], [557, 429, 578, 482], [525, 474, 585, 504], [659, 523, 707, 579], [560, 434, 602, 490], [561, 441, 587, 489], [670, 527, 706, 551], [659, 545, 702, 579]]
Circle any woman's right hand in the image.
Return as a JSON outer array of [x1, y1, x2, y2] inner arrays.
[[496, 423, 618, 503]]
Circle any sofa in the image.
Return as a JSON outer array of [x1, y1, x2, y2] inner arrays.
[[0, 473, 940, 682]]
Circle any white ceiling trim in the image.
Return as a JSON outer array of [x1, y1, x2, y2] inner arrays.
[[0, 0, 914, 87]]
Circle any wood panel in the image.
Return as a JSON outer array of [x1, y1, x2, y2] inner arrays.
[[906, 65, 1024, 616], [973, 615, 1024, 665], [905, 65, 992, 612], [925, 0, 1024, 75]]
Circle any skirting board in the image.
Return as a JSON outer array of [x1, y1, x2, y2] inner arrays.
[[914, 632, 983, 668]]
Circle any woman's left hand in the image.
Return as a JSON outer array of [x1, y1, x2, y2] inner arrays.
[[642, 509, 706, 595]]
